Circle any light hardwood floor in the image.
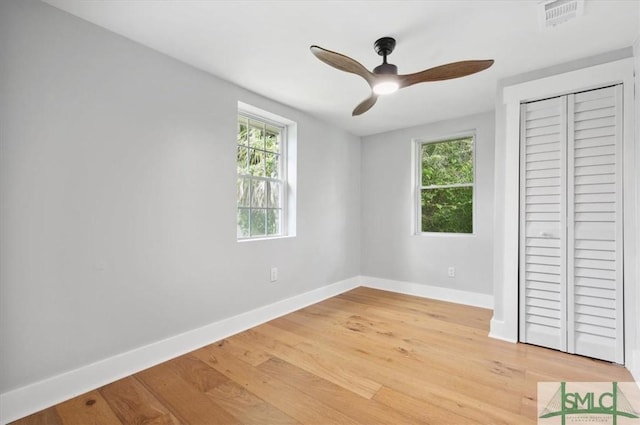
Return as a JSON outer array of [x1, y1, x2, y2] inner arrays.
[[12, 287, 634, 424]]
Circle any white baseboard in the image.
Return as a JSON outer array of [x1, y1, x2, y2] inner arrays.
[[488, 317, 518, 343], [361, 276, 494, 309], [0, 277, 361, 424]]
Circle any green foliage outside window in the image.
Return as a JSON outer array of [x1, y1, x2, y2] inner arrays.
[[420, 137, 473, 234]]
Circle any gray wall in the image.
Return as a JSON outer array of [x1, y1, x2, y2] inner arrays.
[[360, 111, 495, 295], [0, 0, 360, 394]]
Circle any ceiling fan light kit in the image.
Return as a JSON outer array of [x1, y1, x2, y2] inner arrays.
[[310, 36, 494, 116], [372, 80, 399, 96], [371, 37, 399, 95]]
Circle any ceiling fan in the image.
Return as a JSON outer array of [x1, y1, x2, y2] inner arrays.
[[310, 37, 494, 116]]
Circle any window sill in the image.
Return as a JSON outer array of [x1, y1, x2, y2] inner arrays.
[[237, 234, 295, 243], [415, 232, 477, 238]]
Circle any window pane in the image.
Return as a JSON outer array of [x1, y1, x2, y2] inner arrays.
[[267, 209, 281, 235], [250, 209, 266, 236], [237, 117, 248, 146], [265, 126, 280, 153], [237, 178, 250, 207], [237, 208, 250, 238], [421, 137, 473, 186], [249, 120, 265, 150], [248, 149, 265, 177], [268, 181, 281, 208], [265, 152, 279, 178], [237, 146, 248, 174], [251, 179, 266, 208], [421, 186, 473, 233]]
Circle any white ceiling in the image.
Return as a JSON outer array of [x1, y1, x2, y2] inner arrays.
[[43, 0, 639, 137]]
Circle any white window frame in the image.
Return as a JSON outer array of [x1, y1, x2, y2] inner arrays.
[[236, 107, 291, 241], [414, 132, 476, 236]]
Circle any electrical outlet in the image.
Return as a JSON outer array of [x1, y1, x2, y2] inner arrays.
[[270, 267, 278, 282], [447, 266, 455, 278]]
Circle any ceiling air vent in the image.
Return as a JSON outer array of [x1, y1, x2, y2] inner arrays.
[[539, 0, 585, 28]]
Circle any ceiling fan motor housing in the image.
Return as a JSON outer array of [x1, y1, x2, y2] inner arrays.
[[374, 37, 396, 56], [373, 37, 398, 75]]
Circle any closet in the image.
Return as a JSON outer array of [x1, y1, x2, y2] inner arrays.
[[519, 85, 624, 363]]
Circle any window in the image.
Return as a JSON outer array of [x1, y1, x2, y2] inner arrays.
[[416, 135, 474, 234], [237, 113, 287, 239]]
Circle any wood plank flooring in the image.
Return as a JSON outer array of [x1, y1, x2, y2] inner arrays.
[[11, 287, 634, 424]]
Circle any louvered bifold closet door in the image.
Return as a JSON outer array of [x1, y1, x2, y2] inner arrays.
[[519, 96, 568, 351], [567, 85, 623, 363]]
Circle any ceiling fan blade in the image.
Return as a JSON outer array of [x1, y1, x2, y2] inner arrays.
[[310, 45, 376, 86], [398, 60, 494, 88], [352, 94, 378, 116]]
